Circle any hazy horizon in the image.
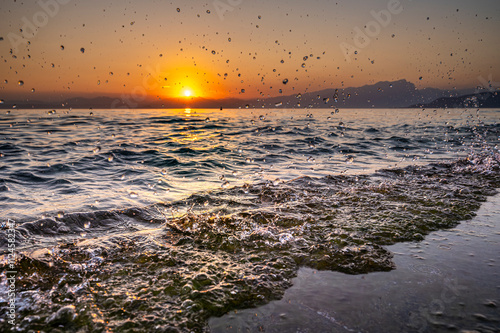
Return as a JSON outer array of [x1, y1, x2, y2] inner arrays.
[[0, 78, 481, 104]]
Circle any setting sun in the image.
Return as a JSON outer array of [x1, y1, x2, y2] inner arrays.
[[183, 89, 193, 97]]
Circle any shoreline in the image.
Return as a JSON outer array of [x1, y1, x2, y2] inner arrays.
[[210, 193, 500, 332]]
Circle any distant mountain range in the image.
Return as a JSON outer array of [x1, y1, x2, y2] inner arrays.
[[248, 79, 480, 109], [1, 80, 498, 110]]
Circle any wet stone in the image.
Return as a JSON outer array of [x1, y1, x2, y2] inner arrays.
[[47, 305, 77, 326]]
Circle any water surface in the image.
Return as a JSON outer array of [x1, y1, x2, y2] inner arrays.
[[0, 108, 499, 332]]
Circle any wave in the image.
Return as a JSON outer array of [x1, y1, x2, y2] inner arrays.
[[1, 152, 499, 332]]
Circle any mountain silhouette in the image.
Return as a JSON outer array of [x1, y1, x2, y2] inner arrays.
[[0, 80, 480, 109], [409, 91, 500, 109]]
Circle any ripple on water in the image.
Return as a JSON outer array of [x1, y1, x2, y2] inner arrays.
[[1, 153, 499, 331]]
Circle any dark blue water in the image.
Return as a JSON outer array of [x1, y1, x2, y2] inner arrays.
[[0, 108, 499, 332]]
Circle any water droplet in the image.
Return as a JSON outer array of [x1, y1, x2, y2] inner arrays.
[[282, 78, 289, 85], [57, 211, 64, 218], [60, 45, 65, 50], [129, 191, 138, 198], [211, 50, 216, 55], [93, 146, 101, 154], [259, 115, 265, 121], [279, 233, 294, 244], [206, 10, 211, 14], [345, 156, 354, 164], [0, 99, 3, 104], [18, 80, 24, 86], [228, 37, 231, 42], [177, 8, 180, 12], [31, 88, 35, 93], [3, 80, 7, 84], [221, 181, 230, 188], [84, 222, 90, 229], [80, 47, 85, 53], [303, 56, 309, 61], [205, 117, 210, 123], [108, 155, 114, 162], [241, 89, 245, 93]]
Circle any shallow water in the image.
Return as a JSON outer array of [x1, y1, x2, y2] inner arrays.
[[0, 108, 499, 332], [210, 193, 500, 333]]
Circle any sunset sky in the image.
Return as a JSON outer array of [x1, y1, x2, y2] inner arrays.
[[0, 0, 499, 102]]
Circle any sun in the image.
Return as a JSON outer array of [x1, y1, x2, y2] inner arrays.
[[182, 89, 193, 97]]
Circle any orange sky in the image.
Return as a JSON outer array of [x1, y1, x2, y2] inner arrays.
[[0, 0, 499, 102]]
